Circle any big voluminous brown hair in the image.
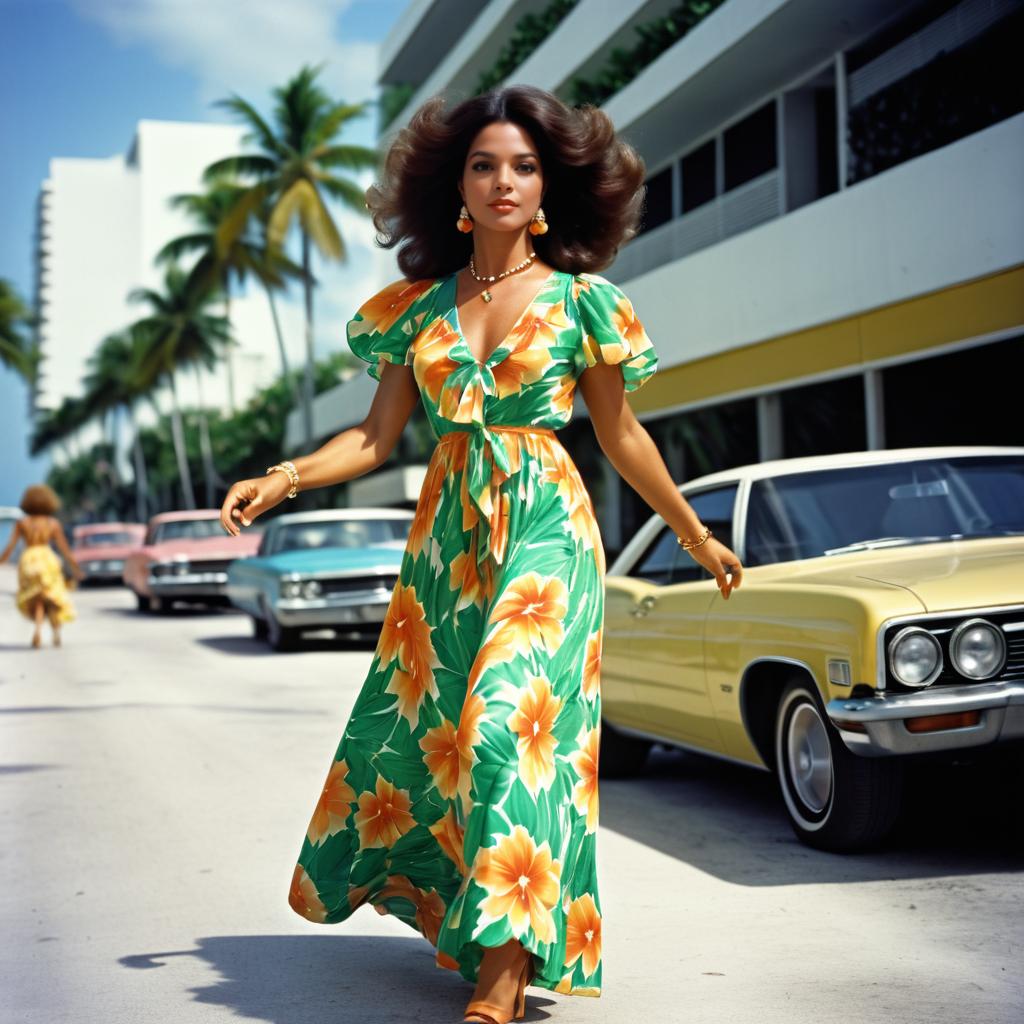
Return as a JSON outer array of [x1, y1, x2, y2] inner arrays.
[[20, 484, 61, 516], [366, 85, 647, 281]]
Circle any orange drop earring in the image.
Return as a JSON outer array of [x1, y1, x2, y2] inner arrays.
[[456, 203, 473, 233], [529, 206, 549, 235]]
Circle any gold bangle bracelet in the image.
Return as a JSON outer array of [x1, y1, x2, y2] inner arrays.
[[676, 525, 712, 550], [265, 460, 299, 499]]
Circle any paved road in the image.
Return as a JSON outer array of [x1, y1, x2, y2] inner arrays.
[[1, 564, 1022, 1024]]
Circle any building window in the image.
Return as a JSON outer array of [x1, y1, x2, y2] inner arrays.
[[723, 100, 777, 192], [781, 374, 867, 457], [680, 139, 716, 214], [618, 397, 758, 544], [883, 335, 1023, 447], [638, 164, 673, 236], [845, 3, 1024, 186]]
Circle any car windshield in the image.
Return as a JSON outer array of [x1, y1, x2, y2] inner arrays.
[[151, 518, 224, 543], [744, 455, 1024, 566], [81, 530, 138, 546], [268, 518, 410, 554]]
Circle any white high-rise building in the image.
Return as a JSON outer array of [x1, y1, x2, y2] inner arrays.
[[34, 119, 302, 429]]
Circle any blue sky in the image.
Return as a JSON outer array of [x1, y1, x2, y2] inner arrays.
[[0, 0, 406, 521]]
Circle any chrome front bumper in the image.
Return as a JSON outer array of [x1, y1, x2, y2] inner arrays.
[[825, 680, 1024, 757], [274, 589, 392, 628], [81, 559, 126, 581], [148, 571, 228, 599]]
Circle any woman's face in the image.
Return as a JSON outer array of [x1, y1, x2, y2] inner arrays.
[[459, 120, 544, 234]]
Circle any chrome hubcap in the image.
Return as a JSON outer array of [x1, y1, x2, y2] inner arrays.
[[787, 702, 832, 813]]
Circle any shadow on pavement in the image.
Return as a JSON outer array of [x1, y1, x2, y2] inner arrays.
[[120, 934, 558, 1023], [600, 743, 1024, 887]]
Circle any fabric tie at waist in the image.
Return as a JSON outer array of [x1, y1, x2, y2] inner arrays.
[[438, 424, 557, 569]]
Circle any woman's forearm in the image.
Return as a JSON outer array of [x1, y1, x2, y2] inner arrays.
[[599, 421, 707, 543], [284, 423, 392, 493]]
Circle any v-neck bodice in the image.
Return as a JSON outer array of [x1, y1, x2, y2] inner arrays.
[[446, 267, 560, 368]]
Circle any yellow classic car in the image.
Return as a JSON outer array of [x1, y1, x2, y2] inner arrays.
[[600, 445, 1024, 852]]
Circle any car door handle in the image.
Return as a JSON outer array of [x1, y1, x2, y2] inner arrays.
[[632, 594, 657, 616]]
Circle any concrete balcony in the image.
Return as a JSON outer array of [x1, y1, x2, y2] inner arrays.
[[612, 112, 1024, 376]]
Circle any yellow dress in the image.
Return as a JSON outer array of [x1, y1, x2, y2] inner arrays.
[[16, 543, 76, 625]]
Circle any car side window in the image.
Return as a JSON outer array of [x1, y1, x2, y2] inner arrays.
[[256, 528, 273, 556], [627, 485, 739, 584]]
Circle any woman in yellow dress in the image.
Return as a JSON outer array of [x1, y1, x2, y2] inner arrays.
[[0, 484, 84, 648]]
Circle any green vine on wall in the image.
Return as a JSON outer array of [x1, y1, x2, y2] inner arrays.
[[474, 0, 580, 94], [567, 0, 727, 107], [379, 0, 727, 141]]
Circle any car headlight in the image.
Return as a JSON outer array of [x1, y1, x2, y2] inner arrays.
[[280, 580, 303, 599], [949, 618, 1005, 680], [301, 580, 322, 600], [888, 626, 943, 687]]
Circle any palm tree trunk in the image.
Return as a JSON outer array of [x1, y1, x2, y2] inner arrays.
[[223, 281, 237, 415], [193, 363, 221, 507], [263, 280, 302, 409], [301, 231, 315, 451], [127, 402, 149, 523], [166, 371, 196, 510]]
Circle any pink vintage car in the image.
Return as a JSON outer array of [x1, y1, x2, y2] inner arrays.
[[123, 509, 262, 613], [71, 522, 147, 583]]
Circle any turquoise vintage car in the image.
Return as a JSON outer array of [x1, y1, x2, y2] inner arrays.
[[226, 508, 414, 651]]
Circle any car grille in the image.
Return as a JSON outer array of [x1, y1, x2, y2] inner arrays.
[[882, 608, 1024, 692], [319, 573, 399, 597], [192, 559, 233, 573]]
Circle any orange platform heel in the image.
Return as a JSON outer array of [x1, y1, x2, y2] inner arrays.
[[463, 952, 534, 1024]]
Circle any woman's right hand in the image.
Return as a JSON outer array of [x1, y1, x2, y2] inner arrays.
[[220, 472, 292, 537]]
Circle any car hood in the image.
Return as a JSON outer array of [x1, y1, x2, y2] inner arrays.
[[773, 536, 1023, 613], [144, 534, 262, 560], [237, 545, 405, 575]]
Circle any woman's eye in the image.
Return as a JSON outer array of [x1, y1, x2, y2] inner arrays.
[[471, 161, 537, 172]]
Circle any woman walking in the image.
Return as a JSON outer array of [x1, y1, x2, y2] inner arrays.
[[0, 484, 84, 648], [220, 85, 743, 1023]]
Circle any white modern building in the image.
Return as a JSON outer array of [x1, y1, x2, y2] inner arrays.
[[290, 0, 1024, 556], [33, 119, 304, 438]]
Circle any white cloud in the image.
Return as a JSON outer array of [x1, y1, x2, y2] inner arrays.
[[72, 0, 380, 116], [71, 0, 406, 396]]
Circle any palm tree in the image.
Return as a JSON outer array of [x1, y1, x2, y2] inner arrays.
[[157, 178, 306, 412], [81, 328, 158, 523], [203, 63, 379, 450], [129, 264, 233, 510], [0, 278, 40, 387], [30, 394, 91, 463]]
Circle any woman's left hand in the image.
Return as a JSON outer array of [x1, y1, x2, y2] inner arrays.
[[682, 536, 743, 599]]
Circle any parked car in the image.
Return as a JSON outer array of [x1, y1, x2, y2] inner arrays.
[[226, 508, 413, 651], [71, 523, 146, 584], [123, 509, 262, 613], [600, 445, 1024, 852]]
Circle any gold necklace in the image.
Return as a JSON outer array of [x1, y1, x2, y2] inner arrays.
[[468, 250, 537, 302]]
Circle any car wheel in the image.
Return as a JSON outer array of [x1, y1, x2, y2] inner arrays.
[[265, 610, 300, 652], [251, 615, 269, 640], [135, 592, 150, 612], [775, 677, 904, 852], [598, 719, 653, 778]]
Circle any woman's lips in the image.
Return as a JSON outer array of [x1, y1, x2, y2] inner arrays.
[[489, 202, 517, 210]]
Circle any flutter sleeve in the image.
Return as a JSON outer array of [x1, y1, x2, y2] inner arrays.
[[346, 277, 441, 382], [573, 272, 659, 392]]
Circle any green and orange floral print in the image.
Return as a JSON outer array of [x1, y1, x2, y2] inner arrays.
[[288, 267, 657, 998]]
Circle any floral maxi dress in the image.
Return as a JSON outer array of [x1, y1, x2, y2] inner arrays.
[[288, 267, 658, 998]]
